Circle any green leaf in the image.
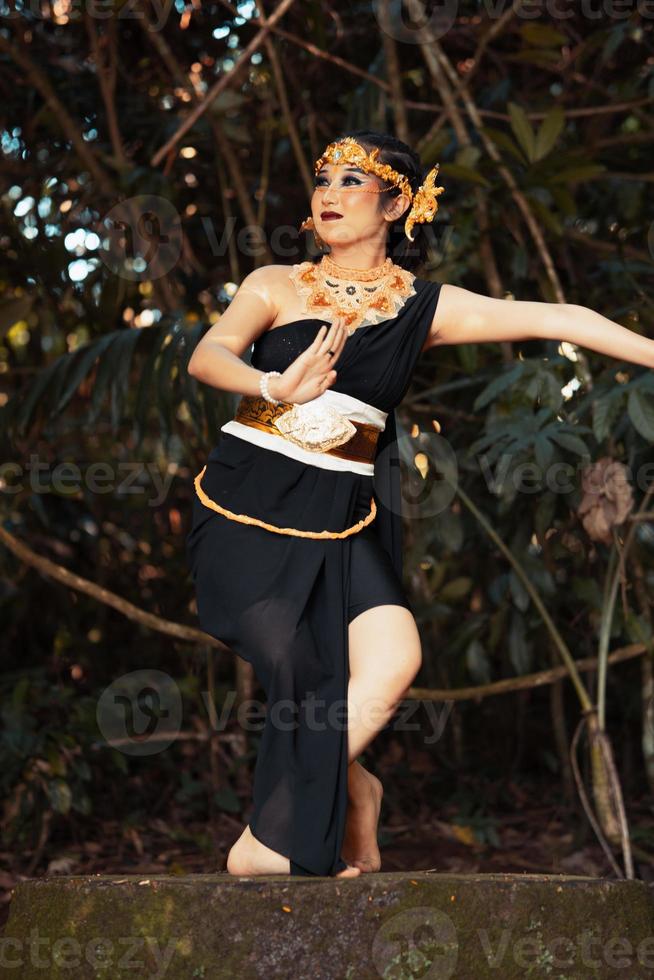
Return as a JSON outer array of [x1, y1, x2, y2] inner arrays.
[[624, 610, 652, 647], [549, 164, 607, 184], [549, 431, 590, 456], [213, 786, 241, 814], [628, 389, 654, 442], [508, 612, 532, 675], [534, 433, 554, 470], [507, 49, 564, 69], [54, 334, 116, 414], [110, 329, 143, 434], [14, 356, 67, 438], [439, 577, 473, 602], [526, 196, 563, 237], [465, 638, 491, 685], [72, 794, 92, 816], [156, 323, 187, 448], [456, 343, 479, 373], [46, 779, 72, 815], [509, 569, 530, 612], [88, 328, 142, 427], [435, 510, 464, 552], [132, 322, 173, 449], [592, 390, 625, 442], [550, 185, 576, 216], [508, 101, 537, 162], [520, 23, 567, 47], [477, 126, 527, 164], [534, 105, 566, 160], [473, 363, 525, 411], [437, 163, 491, 187]]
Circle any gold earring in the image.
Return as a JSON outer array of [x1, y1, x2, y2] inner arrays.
[[299, 215, 326, 249]]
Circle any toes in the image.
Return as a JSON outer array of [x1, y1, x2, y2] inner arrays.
[[336, 864, 362, 878]]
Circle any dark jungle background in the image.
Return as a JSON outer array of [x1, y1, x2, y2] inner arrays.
[[1, 0, 654, 922]]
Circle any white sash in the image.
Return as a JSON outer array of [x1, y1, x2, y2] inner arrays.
[[220, 389, 388, 475]]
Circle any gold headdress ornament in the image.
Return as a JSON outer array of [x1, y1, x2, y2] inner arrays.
[[311, 136, 446, 242]]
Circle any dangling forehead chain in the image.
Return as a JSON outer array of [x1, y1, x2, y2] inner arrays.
[[312, 136, 446, 242]]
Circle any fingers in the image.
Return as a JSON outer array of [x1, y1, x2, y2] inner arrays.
[[315, 316, 348, 360]]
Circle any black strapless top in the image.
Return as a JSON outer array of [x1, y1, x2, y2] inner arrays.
[[191, 276, 443, 576]]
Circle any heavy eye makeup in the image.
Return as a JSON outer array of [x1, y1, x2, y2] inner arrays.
[[314, 175, 363, 188]]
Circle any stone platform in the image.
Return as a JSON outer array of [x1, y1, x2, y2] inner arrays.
[[1, 871, 653, 979]]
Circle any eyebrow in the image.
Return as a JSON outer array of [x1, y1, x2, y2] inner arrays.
[[316, 166, 367, 176]]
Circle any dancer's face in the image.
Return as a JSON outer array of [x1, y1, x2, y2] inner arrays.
[[311, 161, 410, 251]]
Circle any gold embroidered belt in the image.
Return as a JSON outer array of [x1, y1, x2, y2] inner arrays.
[[232, 394, 382, 463], [192, 391, 388, 539]]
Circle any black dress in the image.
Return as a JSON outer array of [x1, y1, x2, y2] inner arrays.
[[186, 276, 442, 876]]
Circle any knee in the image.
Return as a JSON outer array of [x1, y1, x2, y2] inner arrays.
[[385, 636, 422, 703], [398, 640, 422, 691]]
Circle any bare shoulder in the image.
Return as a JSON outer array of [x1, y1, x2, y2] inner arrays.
[[239, 263, 302, 322], [188, 265, 290, 364], [235, 264, 286, 318], [422, 282, 564, 350]]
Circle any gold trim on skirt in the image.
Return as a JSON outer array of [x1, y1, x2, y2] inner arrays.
[[193, 465, 377, 539]]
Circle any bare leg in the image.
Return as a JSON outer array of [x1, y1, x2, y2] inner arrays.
[[346, 604, 422, 761], [227, 605, 420, 878], [342, 604, 422, 872]]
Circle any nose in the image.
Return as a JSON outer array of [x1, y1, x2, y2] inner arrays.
[[320, 178, 340, 205]]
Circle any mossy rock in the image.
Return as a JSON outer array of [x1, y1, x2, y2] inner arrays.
[[1, 871, 653, 979]]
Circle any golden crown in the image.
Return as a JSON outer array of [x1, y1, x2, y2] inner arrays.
[[313, 137, 445, 242]]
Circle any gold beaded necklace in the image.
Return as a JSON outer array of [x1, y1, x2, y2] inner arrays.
[[289, 252, 416, 335]]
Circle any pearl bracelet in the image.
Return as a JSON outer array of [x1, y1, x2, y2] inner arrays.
[[260, 370, 282, 404]]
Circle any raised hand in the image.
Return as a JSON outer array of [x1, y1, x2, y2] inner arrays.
[[270, 316, 349, 404]]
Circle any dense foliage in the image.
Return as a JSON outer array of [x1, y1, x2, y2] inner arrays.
[[1, 2, 653, 888]]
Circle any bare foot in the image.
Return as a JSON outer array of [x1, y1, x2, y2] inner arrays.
[[227, 825, 361, 878], [226, 825, 289, 875], [341, 761, 383, 873], [335, 864, 362, 878]]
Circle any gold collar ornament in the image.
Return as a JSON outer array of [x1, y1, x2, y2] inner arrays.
[[289, 252, 417, 334], [310, 136, 445, 242]]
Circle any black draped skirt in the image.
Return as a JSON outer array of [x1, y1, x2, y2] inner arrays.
[[186, 410, 408, 876]]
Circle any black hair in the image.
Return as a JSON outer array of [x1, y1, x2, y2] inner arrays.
[[314, 129, 435, 273]]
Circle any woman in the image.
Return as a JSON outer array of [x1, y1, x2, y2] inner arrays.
[[186, 130, 654, 879]]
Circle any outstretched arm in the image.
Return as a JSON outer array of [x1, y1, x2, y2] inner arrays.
[[424, 284, 654, 369]]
